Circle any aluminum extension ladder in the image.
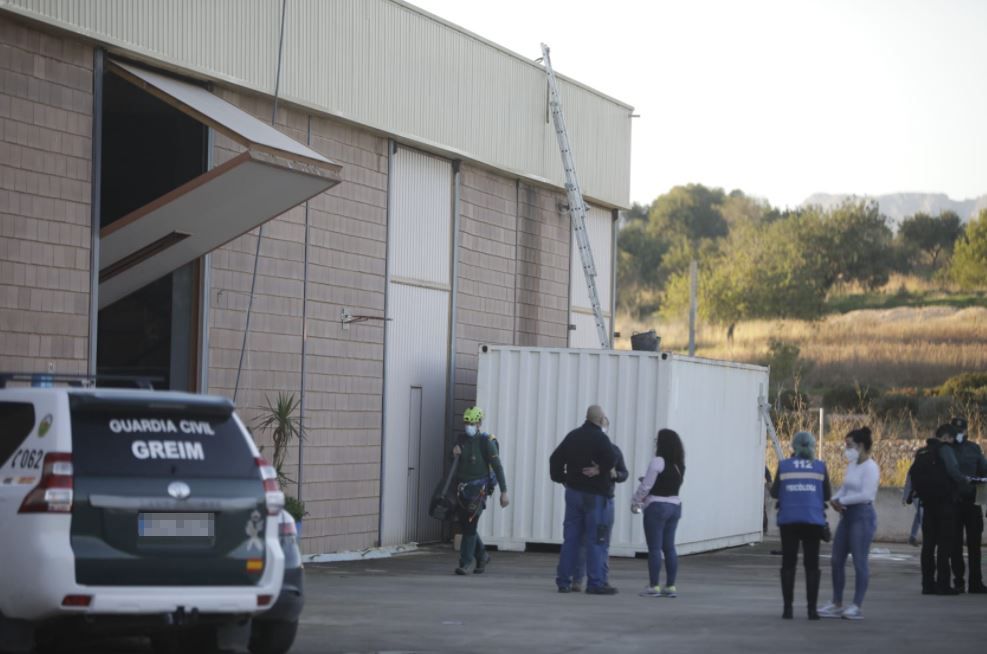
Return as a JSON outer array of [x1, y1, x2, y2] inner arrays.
[[540, 43, 610, 349]]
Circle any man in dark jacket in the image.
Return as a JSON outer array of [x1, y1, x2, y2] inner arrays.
[[571, 417, 628, 591], [915, 424, 968, 595], [550, 405, 617, 594], [948, 416, 987, 593]]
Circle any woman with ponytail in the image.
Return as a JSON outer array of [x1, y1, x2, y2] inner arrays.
[[819, 427, 880, 620]]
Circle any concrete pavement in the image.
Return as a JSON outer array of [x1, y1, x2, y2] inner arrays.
[[294, 540, 985, 654]]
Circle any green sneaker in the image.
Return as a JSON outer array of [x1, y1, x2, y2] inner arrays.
[[660, 585, 677, 598], [638, 585, 661, 597]]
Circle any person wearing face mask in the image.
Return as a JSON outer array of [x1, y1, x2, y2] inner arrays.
[[910, 423, 967, 595], [948, 416, 987, 593], [770, 431, 832, 620], [451, 406, 508, 575], [818, 427, 879, 620], [550, 405, 617, 594]]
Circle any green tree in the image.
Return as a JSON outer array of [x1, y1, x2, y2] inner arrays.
[[898, 210, 963, 268], [950, 210, 987, 290], [800, 200, 894, 289], [649, 184, 729, 247], [662, 215, 828, 326]]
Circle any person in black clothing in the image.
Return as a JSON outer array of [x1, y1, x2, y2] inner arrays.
[[571, 418, 628, 592], [550, 405, 617, 595], [948, 415, 987, 593], [913, 423, 968, 595]]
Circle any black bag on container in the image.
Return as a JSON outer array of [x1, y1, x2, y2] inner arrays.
[[429, 454, 461, 522]]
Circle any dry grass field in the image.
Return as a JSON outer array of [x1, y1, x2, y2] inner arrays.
[[617, 306, 987, 389], [617, 303, 986, 485]]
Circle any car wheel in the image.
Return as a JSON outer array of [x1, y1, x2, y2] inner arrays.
[[248, 620, 298, 654]]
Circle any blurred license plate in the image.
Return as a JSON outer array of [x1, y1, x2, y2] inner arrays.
[[138, 512, 214, 538]]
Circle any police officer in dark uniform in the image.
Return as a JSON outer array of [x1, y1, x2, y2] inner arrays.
[[771, 431, 831, 620], [913, 424, 968, 594], [948, 416, 987, 593]]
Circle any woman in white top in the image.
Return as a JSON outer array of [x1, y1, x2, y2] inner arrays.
[[819, 427, 880, 620], [632, 429, 685, 598]]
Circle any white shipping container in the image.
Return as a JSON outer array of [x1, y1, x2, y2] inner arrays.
[[475, 346, 769, 556]]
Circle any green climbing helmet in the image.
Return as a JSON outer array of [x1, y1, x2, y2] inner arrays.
[[463, 406, 484, 424]]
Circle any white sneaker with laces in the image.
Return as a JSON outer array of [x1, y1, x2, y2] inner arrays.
[[817, 602, 843, 619], [841, 604, 863, 620]]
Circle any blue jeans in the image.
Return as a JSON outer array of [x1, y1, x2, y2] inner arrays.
[[573, 520, 614, 586], [556, 488, 613, 590], [643, 502, 682, 587], [910, 499, 923, 541], [831, 503, 877, 607]]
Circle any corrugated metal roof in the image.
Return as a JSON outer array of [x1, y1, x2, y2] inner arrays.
[[0, 0, 632, 207]]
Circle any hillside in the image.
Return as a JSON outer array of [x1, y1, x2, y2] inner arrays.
[[803, 192, 987, 229]]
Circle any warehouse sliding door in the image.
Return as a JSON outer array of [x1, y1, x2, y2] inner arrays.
[[381, 146, 454, 546], [569, 207, 615, 349]]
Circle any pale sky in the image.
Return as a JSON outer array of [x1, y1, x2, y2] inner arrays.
[[408, 0, 987, 209]]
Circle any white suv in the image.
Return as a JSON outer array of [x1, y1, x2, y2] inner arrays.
[[0, 377, 288, 653]]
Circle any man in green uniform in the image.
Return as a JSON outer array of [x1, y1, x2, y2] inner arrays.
[[451, 406, 508, 575]]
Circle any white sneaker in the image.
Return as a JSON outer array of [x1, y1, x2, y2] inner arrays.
[[638, 585, 661, 597], [841, 604, 863, 620], [817, 602, 843, 619]]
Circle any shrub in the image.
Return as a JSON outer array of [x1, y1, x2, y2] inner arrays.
[[822, 383, 881, 412], [776, 389, 809, 411], [874, 392, 920, 418], [284, 495, 307, 522], [940, 372, 987, 401]]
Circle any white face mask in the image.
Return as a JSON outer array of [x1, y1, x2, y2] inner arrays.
[[465, 425, 478, 437], [844, 448, 859, 463], [956, 433, 965, 444]]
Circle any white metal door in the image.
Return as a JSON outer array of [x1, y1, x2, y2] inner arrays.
[[381, 147, 453, 546], [569, 206, 613, 348]]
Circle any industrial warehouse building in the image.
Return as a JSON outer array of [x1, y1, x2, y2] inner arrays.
[[0, 0, 633, 553]]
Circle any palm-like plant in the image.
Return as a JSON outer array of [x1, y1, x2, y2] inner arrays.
[[254, 391, 304, 486]]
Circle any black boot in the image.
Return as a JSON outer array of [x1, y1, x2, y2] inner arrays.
[[781, 569, 795, 619], [806, 569, 821, 620]]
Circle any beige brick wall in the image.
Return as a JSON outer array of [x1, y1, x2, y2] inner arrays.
[[453, 165, 518, 420], [453, 167, 572, 426], [206, 88, 387, 554], [0, 15, 92, 374], [515, 181, 571, 348]]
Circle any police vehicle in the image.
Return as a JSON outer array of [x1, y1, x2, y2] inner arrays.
[[0, 374, 303, 654]]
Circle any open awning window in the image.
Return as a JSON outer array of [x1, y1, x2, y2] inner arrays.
[[98, 61, 343, 308]]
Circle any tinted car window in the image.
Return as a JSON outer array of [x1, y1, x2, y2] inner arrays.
[[0, 401, 36, 465], [70, 399, 256, 478]]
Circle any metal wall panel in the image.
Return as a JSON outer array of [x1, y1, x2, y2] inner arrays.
[[476, 346, 768, 556], [390, 147, 452, 287], [0, 0, 632, 208], [656, 355, 769, 551], [380, 283, 449, 546], [569, 206, 613, 349], [380, 146, 452, 546]]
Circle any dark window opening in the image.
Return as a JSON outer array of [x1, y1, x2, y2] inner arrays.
[[0, 401, 36, 465], [96, 66, 207, 391]]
